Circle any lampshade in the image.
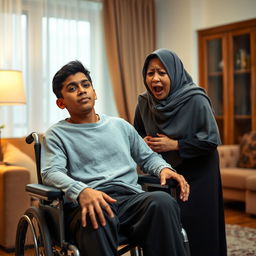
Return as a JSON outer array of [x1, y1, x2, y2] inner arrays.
[[0, 70, 26, 105]]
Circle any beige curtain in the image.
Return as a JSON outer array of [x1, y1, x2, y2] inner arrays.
[[103, 0, 156, 123]]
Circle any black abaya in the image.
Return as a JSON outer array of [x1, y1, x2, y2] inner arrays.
[[134, 48, 227, 256]]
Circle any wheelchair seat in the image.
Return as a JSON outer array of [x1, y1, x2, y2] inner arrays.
[[15, 132, 190, 256]]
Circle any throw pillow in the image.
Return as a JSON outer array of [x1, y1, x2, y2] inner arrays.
[[3, 142, 38, 183], [238, 131, 256, 169]]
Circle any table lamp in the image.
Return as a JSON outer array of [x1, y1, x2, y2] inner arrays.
[[0, 70, 26, 162]]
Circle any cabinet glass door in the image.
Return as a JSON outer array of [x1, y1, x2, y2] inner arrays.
[[232, 33, 251, 143], [206, 38, 224, 141]]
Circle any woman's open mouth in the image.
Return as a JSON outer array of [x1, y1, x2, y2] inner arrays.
[[152, 86, 164, 96]]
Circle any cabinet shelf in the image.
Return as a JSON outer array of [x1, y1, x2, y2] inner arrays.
[[234, 115, 251, 119], [234, 69, 250, 74], [208, 72, 223, 77]]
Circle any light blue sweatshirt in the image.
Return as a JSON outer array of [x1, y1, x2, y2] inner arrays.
[[41, 114, 174, 202]]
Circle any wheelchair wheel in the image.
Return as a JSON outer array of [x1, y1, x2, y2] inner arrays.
[[15, 207, 53, 256]]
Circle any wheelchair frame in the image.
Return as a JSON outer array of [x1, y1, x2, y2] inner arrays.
[[15, 132, 190, 256]]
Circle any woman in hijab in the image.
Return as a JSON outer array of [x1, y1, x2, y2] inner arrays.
[[134, 48, 227, 256]]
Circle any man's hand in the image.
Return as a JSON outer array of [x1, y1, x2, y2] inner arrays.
[[78, 188, 117, 229], [144, 133, 178, 152], [160, 168, 189, 202]]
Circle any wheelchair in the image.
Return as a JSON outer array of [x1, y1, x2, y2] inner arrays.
[[15, 132, 190, 256]]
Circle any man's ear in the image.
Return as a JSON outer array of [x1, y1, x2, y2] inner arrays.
[[94, 89, 97, 100], [56, 98, 66, 109]]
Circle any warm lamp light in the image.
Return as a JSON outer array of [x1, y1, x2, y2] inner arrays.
[[0, 70, 26, 162], [0, 70, 26, 105]]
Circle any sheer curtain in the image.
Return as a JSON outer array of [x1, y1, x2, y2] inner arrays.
[[0, 0, 27, 137], [0, 0, 117, 138]]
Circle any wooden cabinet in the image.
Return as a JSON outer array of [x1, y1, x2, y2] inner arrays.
[[198, 19, 256, 144]]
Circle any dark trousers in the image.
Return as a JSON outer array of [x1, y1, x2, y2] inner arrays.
[[68, 186, 186, 256]]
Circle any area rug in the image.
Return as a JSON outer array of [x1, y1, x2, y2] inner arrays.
[[226, 224, 256, 256]]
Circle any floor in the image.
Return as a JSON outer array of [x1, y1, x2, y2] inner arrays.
[[1, 201, 255, 256], [224, 201, 256, 228]]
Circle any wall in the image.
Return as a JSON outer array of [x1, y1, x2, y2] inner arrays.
[[155, 0, 256, 84]]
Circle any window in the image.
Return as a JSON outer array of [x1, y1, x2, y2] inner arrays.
[[1, 0, 117, 138]]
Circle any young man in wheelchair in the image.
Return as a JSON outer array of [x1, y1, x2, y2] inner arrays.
[[41, 60, 190, 256]]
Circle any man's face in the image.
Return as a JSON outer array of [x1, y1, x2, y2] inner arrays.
[[145, 58, 171, 100], [56, 72, 97, 116]]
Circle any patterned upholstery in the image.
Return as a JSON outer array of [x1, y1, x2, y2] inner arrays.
[[238, 131, 256, 168], [217, 145, 256, 215], [218, 145, 240, 168]]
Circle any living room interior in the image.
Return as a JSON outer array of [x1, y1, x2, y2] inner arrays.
[[0, 0, 256, 255]]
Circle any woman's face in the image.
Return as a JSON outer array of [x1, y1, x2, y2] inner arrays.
[[145, 57, 171, 100]]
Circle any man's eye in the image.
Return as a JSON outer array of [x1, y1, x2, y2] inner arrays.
[[82, 83, 91, 88], [68, 86, 76, 92]]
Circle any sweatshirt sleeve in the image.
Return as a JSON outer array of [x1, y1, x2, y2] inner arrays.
[[41, 131, 87, 202]]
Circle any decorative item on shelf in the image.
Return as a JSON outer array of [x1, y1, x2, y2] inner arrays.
[[0, 70, 26, 163], [218, 60, 224, 71], [235, 49, 250, 70]]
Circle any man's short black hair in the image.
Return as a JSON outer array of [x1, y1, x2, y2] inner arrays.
[[52, 60, 92, 98]]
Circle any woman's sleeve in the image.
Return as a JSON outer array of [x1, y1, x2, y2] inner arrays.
[[178, 139, 218, 158], [178, 97, 220, 158], [134, 104, 147, 138]]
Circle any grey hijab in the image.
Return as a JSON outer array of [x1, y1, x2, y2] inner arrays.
[[142, 49, 210, 122], [138, 49, 220, 164]]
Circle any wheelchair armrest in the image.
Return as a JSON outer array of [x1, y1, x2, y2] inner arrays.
[[138, 175, 178, 198], [26, 183, 64, 201], [138, 174, 177, 188]]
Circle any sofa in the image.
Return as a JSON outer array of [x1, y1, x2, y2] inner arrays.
[[218, 144, 256, 215], [0, 137, 37, 251]]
